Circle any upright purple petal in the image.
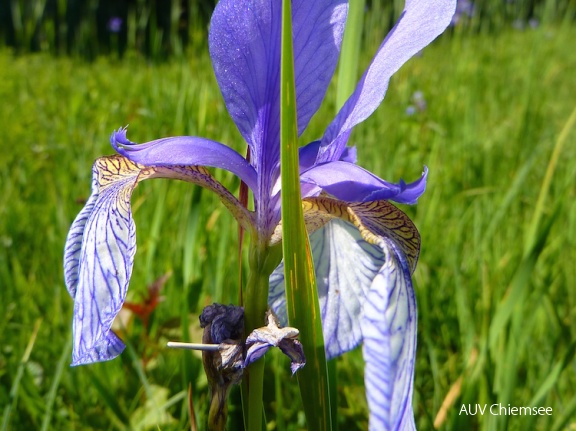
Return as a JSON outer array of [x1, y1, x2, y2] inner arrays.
[[298, 140, 357, 172], [292, 0, 347, 134], [209, 0, 279, 166], [209, 0, 347, 183], [298, 140, 323, 171], [317, 0, 457, 163]]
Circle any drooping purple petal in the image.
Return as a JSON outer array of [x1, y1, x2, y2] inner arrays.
[[64, 173, 100, 298], [269, 197, 420, 416], [269, 220, 417, 429], [270, 219, 384, 359], [69, 156, 141, 365], [361, 237, 417, 431], [111, 128, 258, 192], [301, 161, 428, 204], [66, 154, 258, 366], [209, 0, 347, 181], [278, 339, 306, 374], [317, 0, 457, 163]]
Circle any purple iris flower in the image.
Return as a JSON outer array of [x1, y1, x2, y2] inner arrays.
[[450, 0, 474, 26], [107, 17, 123, 33], [64, 0, 455, 429]]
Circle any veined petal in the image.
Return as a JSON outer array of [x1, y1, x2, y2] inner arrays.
[[270, 219, 382, 358], [301, 161, 428, 205], [269, 197, 420, 360], [65, 155, 255, 365], [209, 0, 347, 178], [317, 0, 457, 163], [111, 128, 258, 193], [362, 237, 416, 431], [292, 0, 347, 135], [66, 156, 140, 365], [64, 176, 100, 299], [271, 197, 420, 272], [208, 0, 279, 181]]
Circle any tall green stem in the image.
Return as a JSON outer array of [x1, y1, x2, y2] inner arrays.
[[243, 242, 281, 431], [336, 0, 365, 110]]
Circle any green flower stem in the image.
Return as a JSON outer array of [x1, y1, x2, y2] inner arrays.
[[243, 242, 282, 431], [244, 358, 265, 431], [336, 0, 365, 110]]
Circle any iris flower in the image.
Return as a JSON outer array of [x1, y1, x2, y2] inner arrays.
[[64, 0, 455, 429]]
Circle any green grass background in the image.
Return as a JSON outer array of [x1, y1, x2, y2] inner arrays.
[[1, 16, 576, 431]]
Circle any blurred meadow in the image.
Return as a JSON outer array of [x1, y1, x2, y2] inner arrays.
[[1, 0, 576, 430]]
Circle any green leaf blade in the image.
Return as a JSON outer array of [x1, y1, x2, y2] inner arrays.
[[280, 1, 332, 430]]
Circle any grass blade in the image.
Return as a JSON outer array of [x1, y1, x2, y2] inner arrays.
[[336, 0, 365, 110], [40, 332, 72, 431], [1, 319, 42, 431], [524, 105, 576, 255]]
